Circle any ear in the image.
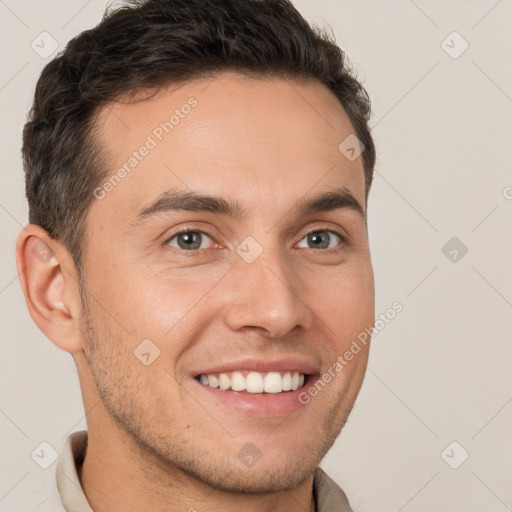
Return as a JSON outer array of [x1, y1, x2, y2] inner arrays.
[[15, 224, 84, 354]]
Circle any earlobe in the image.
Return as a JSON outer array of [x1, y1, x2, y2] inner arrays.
[[15, 224, 84, 354]]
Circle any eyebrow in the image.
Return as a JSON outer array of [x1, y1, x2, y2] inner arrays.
[[134, 186, 365, 225]]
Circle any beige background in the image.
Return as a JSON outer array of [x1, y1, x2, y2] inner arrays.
[[1, 1, 511, 510]]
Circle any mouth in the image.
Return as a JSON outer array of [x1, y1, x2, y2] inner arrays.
[[194, 370, 309, 394], [191, 370, 318, 418]]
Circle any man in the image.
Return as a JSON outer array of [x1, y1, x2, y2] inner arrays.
[[15, 0, 376, 510]]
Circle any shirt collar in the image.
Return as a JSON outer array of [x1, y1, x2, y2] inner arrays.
[[56, 430, 93, 512]]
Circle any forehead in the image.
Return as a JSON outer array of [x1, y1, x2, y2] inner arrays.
[[90, 72, 366, 226]]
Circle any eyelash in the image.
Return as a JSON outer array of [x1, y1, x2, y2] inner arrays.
[[163, 226, 347, 256]]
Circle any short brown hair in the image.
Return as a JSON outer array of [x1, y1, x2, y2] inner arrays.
[[22, 0, 376, 273]]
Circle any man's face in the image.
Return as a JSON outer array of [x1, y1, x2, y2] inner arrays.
[[77, 72, 375, 492]]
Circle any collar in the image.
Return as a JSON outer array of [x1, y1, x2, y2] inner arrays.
[[56, 430, 93, 512]]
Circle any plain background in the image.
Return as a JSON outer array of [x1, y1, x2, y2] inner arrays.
[[1, 1, 511, 510]]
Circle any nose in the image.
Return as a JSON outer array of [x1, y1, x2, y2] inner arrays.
[[222, 248, 314, 339]]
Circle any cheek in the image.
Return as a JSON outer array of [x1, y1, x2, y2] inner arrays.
[[91, 263, 218, 336], [112, 270, 228, 370], [308, 263, 375, 334]]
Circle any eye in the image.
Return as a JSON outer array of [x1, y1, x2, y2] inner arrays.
[[296, 229, 343, 250], [165, 230, 214, 251]]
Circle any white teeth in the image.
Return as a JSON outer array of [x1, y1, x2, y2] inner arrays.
[[246, 372, 263, 393], [219, 373, 230, 390], [231, 371, 245, 391], [208, 374, 219, 388], [282, 372, 292, 391], [263, 372, 282, 393], [291, 372, 300, 391], [198, 370, 306, 394]]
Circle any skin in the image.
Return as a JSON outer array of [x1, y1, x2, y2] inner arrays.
[[16, 71, 375, 512]]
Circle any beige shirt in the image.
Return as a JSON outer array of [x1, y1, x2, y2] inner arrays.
[[44, 430, 353, 512]]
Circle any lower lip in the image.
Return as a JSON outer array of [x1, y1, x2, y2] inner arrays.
[[191, 375, 317, 418]]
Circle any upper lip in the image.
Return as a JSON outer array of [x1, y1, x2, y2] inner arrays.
[[192, 357, 320, 377]]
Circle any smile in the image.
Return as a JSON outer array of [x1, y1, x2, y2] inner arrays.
[[195, 370, 306, 394]]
